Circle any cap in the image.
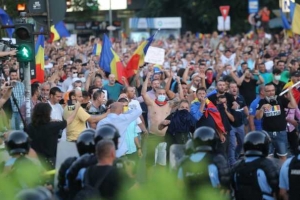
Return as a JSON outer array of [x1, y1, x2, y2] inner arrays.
[[291, 70, 300, 77], [72, 77, 82, 83], [153, 67, 162, 74]]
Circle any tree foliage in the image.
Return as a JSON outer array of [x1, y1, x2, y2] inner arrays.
[[137, 0, 279, 34]]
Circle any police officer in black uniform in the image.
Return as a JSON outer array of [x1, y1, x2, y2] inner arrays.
[[57, 128, 96, 200], [177, 126, 230, 199], [66, 124, 120, 199], [232, 131, 279, 200], [279, 135, 300, 200], [1, 131, 41, 191]]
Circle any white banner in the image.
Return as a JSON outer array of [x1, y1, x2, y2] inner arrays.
[[145, 46, 165, 65], [217, 16, 231, 31]]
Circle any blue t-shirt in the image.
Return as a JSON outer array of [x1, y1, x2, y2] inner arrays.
[[249, 96, 262, 131]]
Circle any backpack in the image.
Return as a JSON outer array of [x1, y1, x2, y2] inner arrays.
[[74, 166, 113, 200]]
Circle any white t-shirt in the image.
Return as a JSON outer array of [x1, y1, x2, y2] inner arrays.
[[220, 53, 236, 67], [265, 60, 274, 73], [48, 101, 64, 120]]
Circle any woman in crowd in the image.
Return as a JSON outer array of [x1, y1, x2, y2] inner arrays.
[[27, 102, 80, 169]]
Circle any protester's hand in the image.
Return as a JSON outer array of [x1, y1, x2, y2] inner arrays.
[[219, 134, 226, 143], [74, 101, 81, 109], [137, 148, 143, 158], [199, 72, 206, 79], [231, 101, 239, 110], [147, 71, 153, 78], [176, 76, 181, 83], [121, 76, 127, 83], [199, 97, 206, 104], [9, 50, 17, 56], [162, 120, 170, 126], [262, 104, 272, 111]]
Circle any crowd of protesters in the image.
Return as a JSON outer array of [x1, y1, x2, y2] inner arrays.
[[1, 29, 300, 200]]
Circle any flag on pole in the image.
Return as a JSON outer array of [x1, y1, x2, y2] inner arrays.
[[32, 28, 45, 83], [92, 43, 102, 56], [292, 4, 300, 34], [280, 10, 291, 30], [0, 8, 14, 38], [99, 34, 125, 83], [124, 34, 155, 78], [49, 21, 70, 43]]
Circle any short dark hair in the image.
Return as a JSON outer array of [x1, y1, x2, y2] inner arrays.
[[196, 87, 206, 94], [93, 90, 104, 101], [31, 83, 39, 97], [217, 95, 226, 101], [9, 69, 17, 75], [82, 91, 89, 99], [272, 68, 281, 75], [50, 87, 62, 96], [70, 67, 77, 72], [241, 62, 248, 66], [69, 90, 76, 100], [96, 139, 115, 160]]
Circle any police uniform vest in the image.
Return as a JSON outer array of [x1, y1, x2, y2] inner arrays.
[[57, 156, 77, 200], [234, 158, 274, 200], [288, 156, 300, 200], [67, 154, 97, 199], [181, 153, 213, 193]]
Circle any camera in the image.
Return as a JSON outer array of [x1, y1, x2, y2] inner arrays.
[[0, 40, 17, 52]]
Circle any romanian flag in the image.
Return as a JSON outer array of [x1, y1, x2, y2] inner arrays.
[[284, 81, 300, 103], [292, 4, 300, 35], [204, 99, 226, 134], [196, 32, 204, 39], [124, 34, 154, 78], [92, 43, 102, 56], [49, 21, 70, 43], [32, 29, 45, 84], [99, 34, 125, 83]]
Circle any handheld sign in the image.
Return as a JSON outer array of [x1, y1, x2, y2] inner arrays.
[[145, 46, 165, 65]]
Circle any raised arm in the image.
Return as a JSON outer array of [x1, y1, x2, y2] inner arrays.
[[230, 69, 245, 86], [0, 84, 12, 108], [141, 72, 154, 106], [165, 71, 176, 100]]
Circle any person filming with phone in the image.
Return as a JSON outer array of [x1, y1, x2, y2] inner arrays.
[[63, 89, 109, 142]]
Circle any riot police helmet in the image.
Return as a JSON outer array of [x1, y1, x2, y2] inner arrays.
[[185, 139, 194, 155], [15, 186, 52, 200], [95, 124, 120, 149], [76, 129, 96, 156], [5, 131, 30, 156], [244, 131, 270, 157], [193, 126, 217, 152]]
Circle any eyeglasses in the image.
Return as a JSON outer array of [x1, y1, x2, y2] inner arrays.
[[73, 72, 78, 74]]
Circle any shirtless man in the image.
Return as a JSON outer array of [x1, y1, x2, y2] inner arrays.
[[142, 72, 178, 167]]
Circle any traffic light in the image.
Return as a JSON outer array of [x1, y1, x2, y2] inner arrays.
[[14, 23, 35, 62]]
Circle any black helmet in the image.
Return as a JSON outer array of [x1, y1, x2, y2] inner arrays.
[[15, 186, 52, 200], [244, 131, 270, 157], [5, 131, 30, 155], [185, 139, 194, 155], [95, 124, 120, 149], [193, 126, 217, 152], [76, 129, 96, 156]]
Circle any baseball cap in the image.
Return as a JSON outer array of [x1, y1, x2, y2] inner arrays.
[[153, 67, 162, 74]]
